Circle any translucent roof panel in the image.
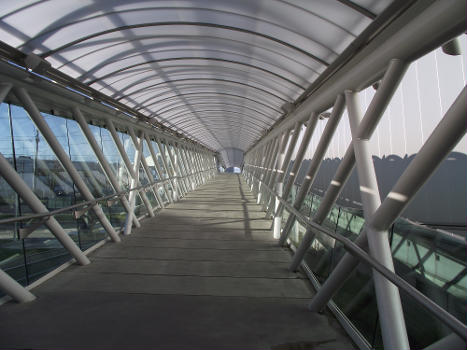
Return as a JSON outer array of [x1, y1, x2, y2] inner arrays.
[[0, 0, 392, 151]]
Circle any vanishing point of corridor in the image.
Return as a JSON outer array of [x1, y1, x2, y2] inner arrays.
[[0, 174, 353, 349]]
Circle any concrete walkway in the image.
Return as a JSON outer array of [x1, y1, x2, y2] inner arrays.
[[0, 174, 354, 349]]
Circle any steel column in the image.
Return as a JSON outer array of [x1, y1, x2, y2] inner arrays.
[[177, 144, 195, 190], [198, 150, 209, 181], [271, 122, 301, 238], [267, 121, 300, 218], [170, 142, 190, 192], [129, 128, 164, 210], [125, 129, 145, 235], [184, 146, 201, 187], [257, 138, 278, 204], [253, 142, 270, 197], [0, 152, 90, 265], [0, 84, 60, 303], [264, 129, 289, 211], [13, 88, 120, 243], [188, 147, 202, 186], [306, 60, 408, 312], [156, 138, 180, 201], [287, 94, 346, 268], [73, 107, 140, 228], [370, 86, 467, 231], [247, 148, 260, 188], [197, 150, 206, 182], [276, 114, 317, 219], [107, 120, 155, 217], [253, 140, 274, 196], [254, 141, 271, 195], [251, 146, 265, 191], [292, 59, 407, 269], [264, 132, 287, 205], [166, 140, 188, 195], [144, 134, 173, 204], [346, 90, 409, 350], [260, 136, 281, 206], [0, 267, 36, 303], [276, 113, 319, 246]]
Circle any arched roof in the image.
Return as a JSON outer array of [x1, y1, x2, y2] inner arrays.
[[0, 0, 392, 151]]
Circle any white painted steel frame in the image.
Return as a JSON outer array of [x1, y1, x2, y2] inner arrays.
[[274, 113, 318, 237], [13, 88, 121, 243], [346, 89, 409, 350], [73, 106, 141, 229], [144, 134, 174, 204], [247, 1, 465, 154], [278, 94, 346, 246], [107, 120, 155, 222], [243, 2, 466, 347], [302, 59, 408, 309], [129, 127, 164, 210], [0, 73, 216, 302], [263, 128, 290, 212]]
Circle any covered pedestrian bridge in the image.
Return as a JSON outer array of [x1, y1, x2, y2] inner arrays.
[[0, 1, 466, 349]]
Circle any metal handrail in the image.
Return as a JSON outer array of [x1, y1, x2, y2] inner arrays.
[[293, 182, 467, 248], [248, 173, 467, 341], [0, 167, 216, 225]]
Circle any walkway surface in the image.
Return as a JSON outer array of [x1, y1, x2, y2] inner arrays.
[[0, 174, 354, 349]]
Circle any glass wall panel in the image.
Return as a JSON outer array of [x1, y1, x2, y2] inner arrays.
[[150, 140, 172, 202], [285, 43, 467, 349], [64, 117, 114, 197], [95, 125, 128, 231], [0, 103, 27, 288], [0, 103, 133, 289], [11, 106, 77, 280], [150, 140, 167, 178]]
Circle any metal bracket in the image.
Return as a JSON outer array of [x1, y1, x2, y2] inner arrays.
[[107, 198, 119, 207], [73, 205, 92, 219], [18, 216, 50, 239]]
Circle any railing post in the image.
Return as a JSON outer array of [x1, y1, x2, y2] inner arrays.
[[13, 87, 120, 243]]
